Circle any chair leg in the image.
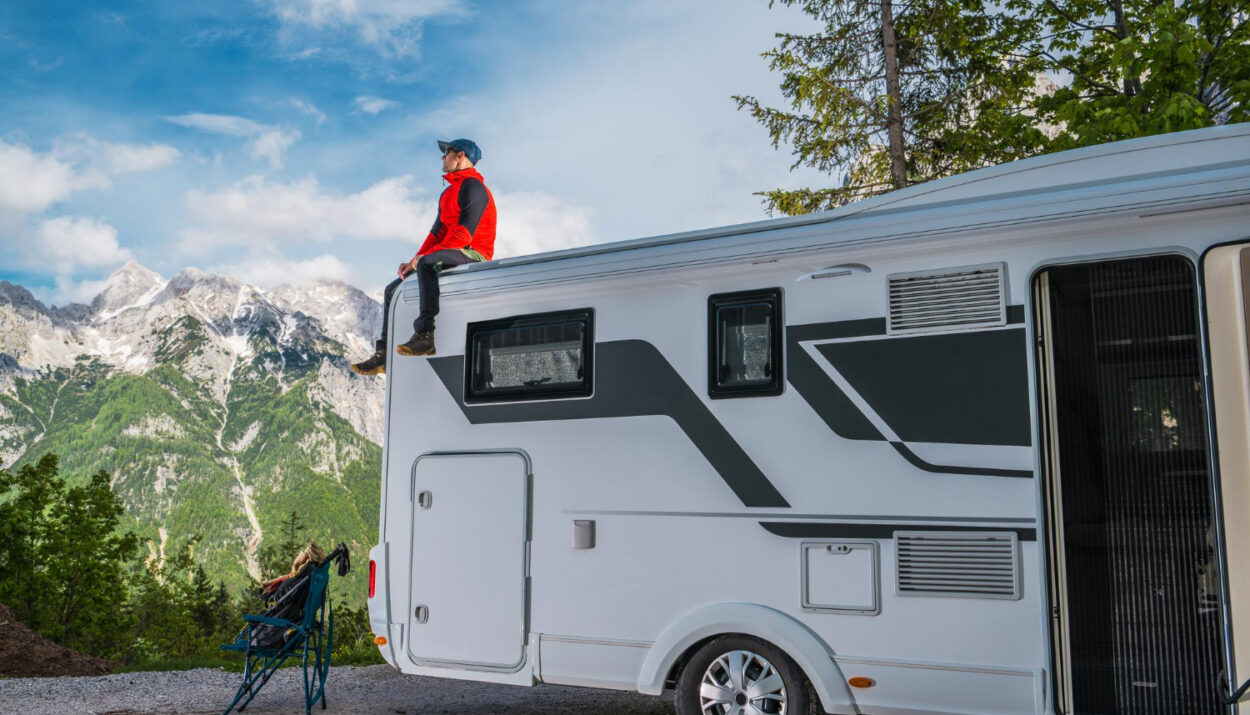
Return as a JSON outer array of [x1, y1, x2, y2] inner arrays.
[[222, 651, 261, 715], [236, 652, 285, 713], [302, 640, 313, 715]]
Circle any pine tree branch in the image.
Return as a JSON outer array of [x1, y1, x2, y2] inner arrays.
[[830, 69, 945, 84]]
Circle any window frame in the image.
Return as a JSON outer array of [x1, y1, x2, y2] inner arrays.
[[707, 288, 784, 399], [464, 308, 595, 404]]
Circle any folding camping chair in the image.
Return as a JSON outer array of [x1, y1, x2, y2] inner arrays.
[[220, 543, 350, 715]]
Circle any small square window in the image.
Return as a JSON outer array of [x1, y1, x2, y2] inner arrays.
[[709, 289, 783, 398], [465, 309, 593, 403]]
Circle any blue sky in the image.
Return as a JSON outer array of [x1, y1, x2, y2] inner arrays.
[[0, 0, 823, 303]]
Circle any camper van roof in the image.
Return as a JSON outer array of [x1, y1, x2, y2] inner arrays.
[[446, 124, 1250, 284]]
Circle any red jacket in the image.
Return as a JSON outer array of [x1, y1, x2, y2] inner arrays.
[[416, 168, 497, 259]]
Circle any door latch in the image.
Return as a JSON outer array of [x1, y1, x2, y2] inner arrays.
[[414, 605, 429, 624], [417, 491, 433, 509]]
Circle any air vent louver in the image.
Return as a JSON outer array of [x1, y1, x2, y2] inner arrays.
[[887, 263, 1006, 334], [895, 531, 1020, 599]]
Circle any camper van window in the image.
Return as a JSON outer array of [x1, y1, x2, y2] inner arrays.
[[465, 309, 594, 403], [708, 289, 783, 398]]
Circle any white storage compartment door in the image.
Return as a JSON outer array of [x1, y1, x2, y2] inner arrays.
[[407, 451, 530, 670]]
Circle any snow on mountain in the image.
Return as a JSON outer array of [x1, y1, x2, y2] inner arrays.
[[91, 260, 166, 321], [0, 281, 79, 373], [0, 262, 386, 445], [0, 264, 389, 591], [269, 280, 381, 357]]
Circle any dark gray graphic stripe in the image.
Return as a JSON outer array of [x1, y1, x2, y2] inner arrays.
[[786, 319, 885, 442], [787, 308, 1034, 478], [760, 521, 1036, 541], [816, 329, 1031, 447], [428, 340, 790, 508], [891, 442, 1033, 479]]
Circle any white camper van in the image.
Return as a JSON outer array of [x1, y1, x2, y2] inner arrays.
[[367, 124, 1250, 715]]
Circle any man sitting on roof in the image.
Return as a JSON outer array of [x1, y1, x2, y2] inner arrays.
[[352, 138, 497, 374]]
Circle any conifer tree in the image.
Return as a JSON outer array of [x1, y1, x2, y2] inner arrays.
[[739, 0, 1249, 214], [735, 0, 1046, 213], [258, 510, 306, 580]]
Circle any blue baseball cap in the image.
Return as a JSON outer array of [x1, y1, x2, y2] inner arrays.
[[437, 138, 481, 165]]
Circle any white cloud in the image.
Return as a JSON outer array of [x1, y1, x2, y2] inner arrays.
[[54, 276, 111, 305], [290, 97, 327, 125], [249, 129, 301, 169], [353, 95, 399, 115], [214, 253, 354, 288], [30, 56, 65, 73], [0, 140, 110, 226], [492, 191, 598, 259], [165, 113, 269, 137], [267, 0, 464, 59], [283, 47, 322, 60], [32, 216, 132, 271], [100, 142, 181, 173], [407, 0, 828, 244], [181, 174, 432, 252], [165, 113, 300, 168], [54, 133, 180, 174]]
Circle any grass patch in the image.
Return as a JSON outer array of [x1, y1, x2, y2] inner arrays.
[[116, 656, 247, 673]]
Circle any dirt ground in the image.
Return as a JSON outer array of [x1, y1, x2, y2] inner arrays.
[[0, 602, 116, 678]]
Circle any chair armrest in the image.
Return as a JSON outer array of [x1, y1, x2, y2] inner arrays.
[[243, 614, 305, 632]]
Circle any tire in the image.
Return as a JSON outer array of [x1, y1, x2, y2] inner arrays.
[[674, 635, 817, 715]]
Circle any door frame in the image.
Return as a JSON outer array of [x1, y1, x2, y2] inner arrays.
[[1030, 248, 1237, 714], [405, 448, 534, 673], [1199, 239, 1250, 712]]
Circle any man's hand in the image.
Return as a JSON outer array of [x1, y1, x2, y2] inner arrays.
[[397, 259, 416, 278]]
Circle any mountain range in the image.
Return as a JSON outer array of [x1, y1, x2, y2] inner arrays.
[[0, 261, 386, 595]]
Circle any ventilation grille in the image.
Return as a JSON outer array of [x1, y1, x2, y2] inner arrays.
[[887, 263, 1007, 334], [895, 531, 1020, 599]]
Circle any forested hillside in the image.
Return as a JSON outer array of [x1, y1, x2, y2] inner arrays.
[[0, 262, 385, 599]]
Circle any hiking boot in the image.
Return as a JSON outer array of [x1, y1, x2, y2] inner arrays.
[[396, 331, 435, 357], [350, 341, 387, 375]]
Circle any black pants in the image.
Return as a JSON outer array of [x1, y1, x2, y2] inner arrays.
[[379, 249, 478, 343]]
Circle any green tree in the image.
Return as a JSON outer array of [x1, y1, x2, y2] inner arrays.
[[740, 0, 1249, 213], [258, 510, 306, 581], [1030, 0, 1250, 149], [735, 0, 1046, 213], [0, 454, 139, 657], [127, 538, 240, 661], [0, 454, 62, 626]]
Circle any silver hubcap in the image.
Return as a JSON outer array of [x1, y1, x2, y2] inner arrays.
[[699, 649, 787, 715]]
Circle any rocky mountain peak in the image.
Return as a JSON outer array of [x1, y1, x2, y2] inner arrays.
[[269, 279, 381, 355], [163, 266, 243, 296], [0, 281, 50, 317], [155, 268, 253, 324], [91, 261, 166, 318]]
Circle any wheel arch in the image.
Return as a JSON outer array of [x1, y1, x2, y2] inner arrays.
[[636, 602, 858, 715]]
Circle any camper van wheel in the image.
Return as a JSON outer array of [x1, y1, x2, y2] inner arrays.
[[674, 635, 815, 715]]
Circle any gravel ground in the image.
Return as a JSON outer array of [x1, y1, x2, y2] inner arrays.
[[0, 665, 676, 714]]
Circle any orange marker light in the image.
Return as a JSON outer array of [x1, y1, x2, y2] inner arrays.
[[374, 636, 388, 646], [848, 676, 875, 688]]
